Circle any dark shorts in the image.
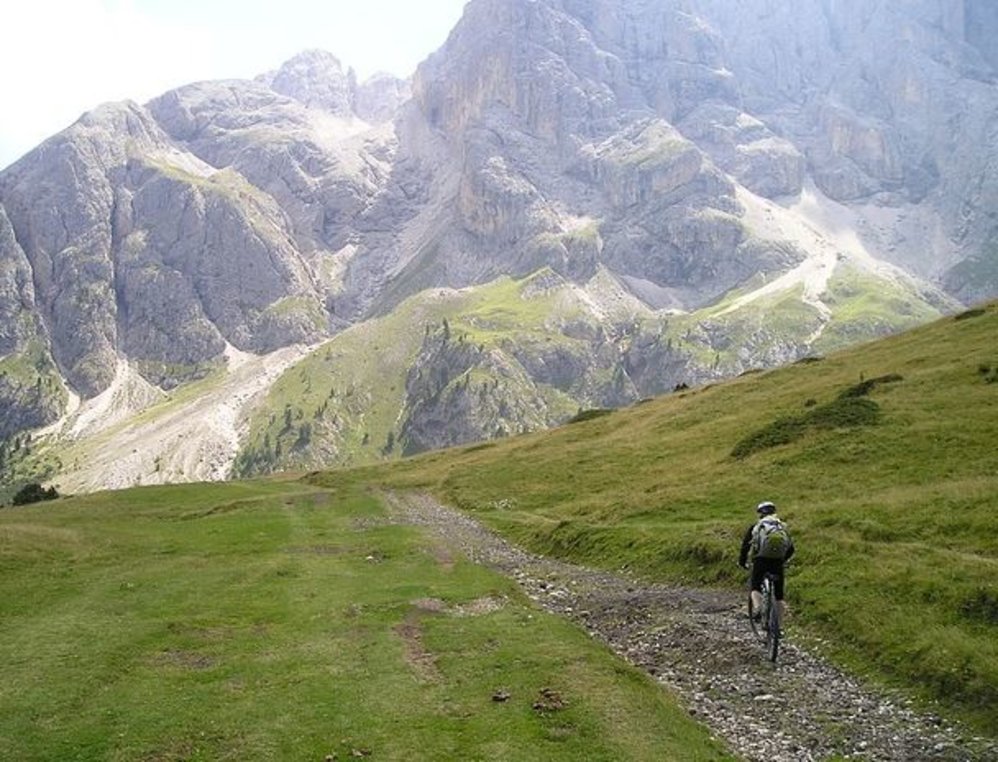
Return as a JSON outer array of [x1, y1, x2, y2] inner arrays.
[[751, 557, 786, 600]]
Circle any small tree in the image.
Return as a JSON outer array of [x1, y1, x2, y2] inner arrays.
[[296, 423, 312, 448]]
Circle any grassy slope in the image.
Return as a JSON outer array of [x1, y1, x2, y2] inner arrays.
[[356, 303, 998, 731], [237, 259, 951, 477], [0, 479, 728, 761], [235, 272, 595, 474]]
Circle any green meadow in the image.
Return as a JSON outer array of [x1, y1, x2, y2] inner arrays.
[[0, 480, 728, 760], [2, 303, 996, 758]]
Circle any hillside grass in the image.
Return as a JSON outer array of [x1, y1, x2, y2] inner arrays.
[[235, 271, 593, 475], [348, 302, 998, 732], [233, 258, 953, 480], [4, 303, 996, 753], [815, 263, 945, 352], [0, 479, 729, 761]]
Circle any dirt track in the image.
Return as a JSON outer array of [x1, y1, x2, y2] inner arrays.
[[385, 492, 997, 762]]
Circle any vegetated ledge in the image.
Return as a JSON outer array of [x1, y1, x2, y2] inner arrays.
[[953, 307, 987, 321], [730, 375, 903, 459], [567, 408, 615, 424]]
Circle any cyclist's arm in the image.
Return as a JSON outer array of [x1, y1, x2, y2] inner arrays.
[[738, 525, 753, 567]]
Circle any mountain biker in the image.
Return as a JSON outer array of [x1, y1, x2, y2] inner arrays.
[[739, 500, 795, 625]]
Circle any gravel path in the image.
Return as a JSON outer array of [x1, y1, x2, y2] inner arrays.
[[384, 492, 997, 762]]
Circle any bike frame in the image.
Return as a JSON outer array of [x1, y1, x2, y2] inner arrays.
[[748, 570, 782, 662]]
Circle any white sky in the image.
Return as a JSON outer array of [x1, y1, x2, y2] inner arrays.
[[0, 0, 469, 170]]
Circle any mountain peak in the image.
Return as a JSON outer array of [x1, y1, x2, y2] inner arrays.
[[258, 48, 355, 115], [254, 49, 410, 123]]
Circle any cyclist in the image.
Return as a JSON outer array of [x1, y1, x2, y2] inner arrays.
[[738, 500, 795, 624]]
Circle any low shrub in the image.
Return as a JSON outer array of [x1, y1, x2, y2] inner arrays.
[[732, 397, 881, 459], [839, 374, 903, 399], [11, 482, 59, 506], [568, 409, 614, 424], [954, 308, 987, 321]]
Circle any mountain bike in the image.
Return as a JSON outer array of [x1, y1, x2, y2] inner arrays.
[[748, 571, 781, 662]]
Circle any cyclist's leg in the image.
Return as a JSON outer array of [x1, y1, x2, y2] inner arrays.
[[772, 563, 788, 626], [749, 561, 765, 618]]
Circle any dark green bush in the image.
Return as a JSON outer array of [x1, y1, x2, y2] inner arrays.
[[954, 308, 987, 321], [568, 409, 614, 424], [461, 442, 497, 454], [11, 482, 59, 506], [839, 374, 903, 399], [732, 397, 881, 459]]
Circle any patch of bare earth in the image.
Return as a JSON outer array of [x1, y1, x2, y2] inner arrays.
[[453, 595, 506, 617], [394, 611, 441, 683], [383, 492, 998, 762], [429, 540, 456, 572], [150, 650, 216, 671]]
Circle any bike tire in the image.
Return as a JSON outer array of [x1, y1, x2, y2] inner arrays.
[[766, 580, 780, 662]]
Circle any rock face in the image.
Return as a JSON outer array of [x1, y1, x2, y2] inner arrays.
[[257, 50, 410, 123], [0, 205, 65, 439], [0, 206, 36, 357], [0, 100, 328, 396], [258, 50, 356, 115], [0, 0, 995, 480], [399, 328, 551, 454], [360, 0, 996, 316]]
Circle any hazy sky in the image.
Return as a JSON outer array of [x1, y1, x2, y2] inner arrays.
[[0, 0, 469, 169]]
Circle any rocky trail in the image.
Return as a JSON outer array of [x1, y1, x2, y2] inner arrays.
[[384, 493, 997, 762]]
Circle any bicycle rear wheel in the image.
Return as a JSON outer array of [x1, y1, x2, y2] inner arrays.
[[766, 580, 781, 662]]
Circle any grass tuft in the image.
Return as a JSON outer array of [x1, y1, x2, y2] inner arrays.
[[959, 588, 998, 626]]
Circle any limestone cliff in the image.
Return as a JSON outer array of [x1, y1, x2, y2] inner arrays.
[[0, 100, 328, 395], [360, 0, 995, 316]]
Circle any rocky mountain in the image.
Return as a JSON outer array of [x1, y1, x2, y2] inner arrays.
[[1, 0, 995, 491]]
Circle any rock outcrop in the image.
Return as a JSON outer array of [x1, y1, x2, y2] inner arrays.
[[0, 205, 65, 439], [0, 206, 36, 357]]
